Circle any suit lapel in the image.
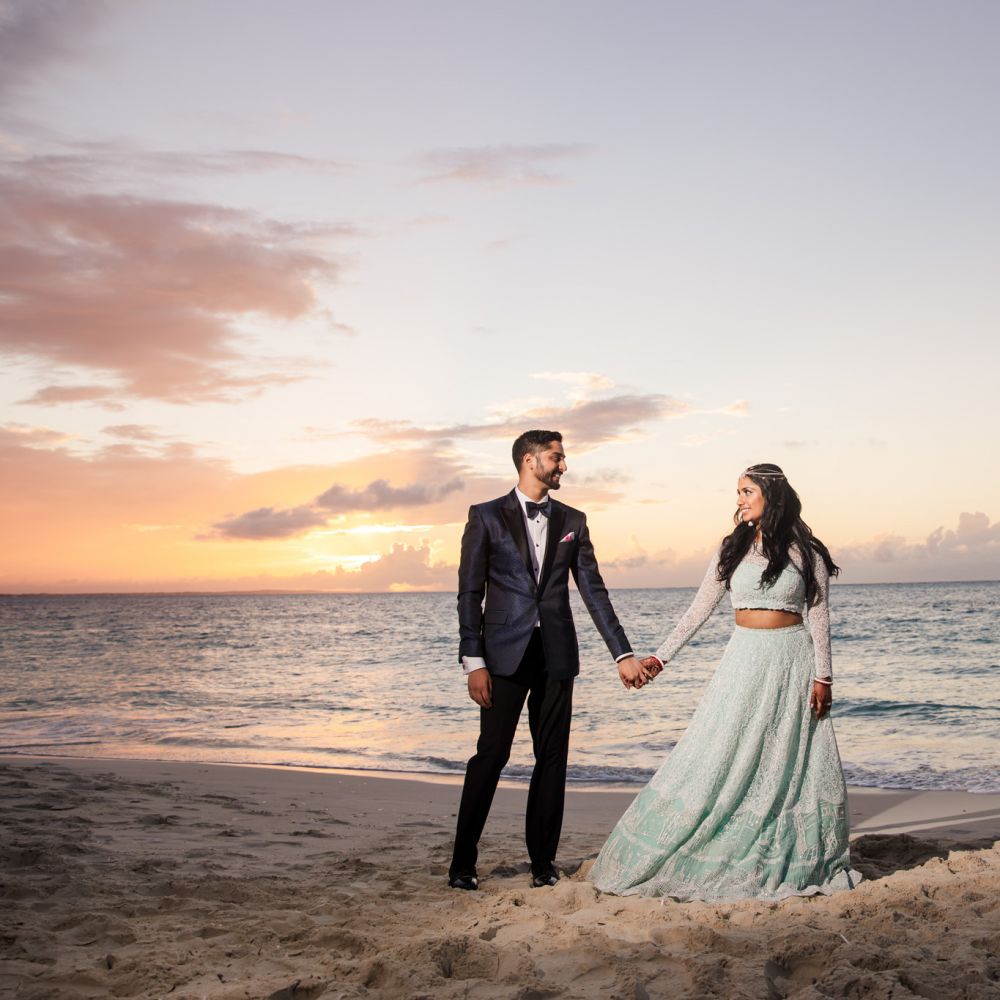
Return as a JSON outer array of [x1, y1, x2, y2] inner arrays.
[[501, 490, 534, 579], [537, 501, 566, 594]]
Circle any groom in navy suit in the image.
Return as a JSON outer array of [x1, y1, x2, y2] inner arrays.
[[449, 429, 649, 890]]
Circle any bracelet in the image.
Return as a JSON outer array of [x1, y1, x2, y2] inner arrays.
[[813, 677, 833, 686]]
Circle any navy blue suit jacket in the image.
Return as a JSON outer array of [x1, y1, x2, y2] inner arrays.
[[457, 490, 632, 679]]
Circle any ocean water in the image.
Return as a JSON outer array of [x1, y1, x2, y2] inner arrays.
[[1, 583, 998, 792]]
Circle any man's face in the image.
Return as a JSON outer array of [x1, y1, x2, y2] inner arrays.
[[528, 441, 567, 491]]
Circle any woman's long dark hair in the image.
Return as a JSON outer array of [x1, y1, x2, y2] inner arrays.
[[717, 463, 840, 605]]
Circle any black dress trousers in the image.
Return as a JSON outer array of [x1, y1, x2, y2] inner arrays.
[[450, 629, 574, 877]]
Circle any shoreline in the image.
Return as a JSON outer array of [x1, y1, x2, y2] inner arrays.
[[5, 748, 1000, 798], [6, 752, 1000, 839], [3, 754, 999, 999]]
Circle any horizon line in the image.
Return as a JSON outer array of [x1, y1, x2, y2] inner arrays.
[[2, 578, 998, 597]]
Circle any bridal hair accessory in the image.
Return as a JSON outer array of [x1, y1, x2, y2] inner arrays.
[[742, 468, 785, 479]]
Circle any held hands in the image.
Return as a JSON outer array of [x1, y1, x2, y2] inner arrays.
[[470, 656, 663, 703], [618, 654, 664, 690]]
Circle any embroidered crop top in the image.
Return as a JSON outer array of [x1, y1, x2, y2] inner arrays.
[[654, 545, 833, 680]]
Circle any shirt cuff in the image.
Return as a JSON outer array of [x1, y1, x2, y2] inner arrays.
[[614, 651, 634, 662], [462, 656, 488, 676]]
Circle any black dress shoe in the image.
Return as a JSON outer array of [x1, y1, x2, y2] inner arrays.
[[448, 871, 479, 891], [530, 865, 559, 888]]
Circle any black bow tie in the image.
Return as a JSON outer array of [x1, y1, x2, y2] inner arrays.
[[525, 500, 550, 520]]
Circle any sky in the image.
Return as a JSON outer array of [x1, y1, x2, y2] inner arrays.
[[1, 0, 998, 593]]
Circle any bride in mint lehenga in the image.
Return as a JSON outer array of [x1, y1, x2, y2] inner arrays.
[[590, 464, 862, 902]]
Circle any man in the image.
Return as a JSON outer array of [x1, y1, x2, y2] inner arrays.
[[449, 429, 651, 891]]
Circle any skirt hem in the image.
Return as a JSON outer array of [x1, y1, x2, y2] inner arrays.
[[600, 866, 864, 903]]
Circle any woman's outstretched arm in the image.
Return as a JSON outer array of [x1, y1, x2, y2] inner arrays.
[[651, 549, 727, 668]]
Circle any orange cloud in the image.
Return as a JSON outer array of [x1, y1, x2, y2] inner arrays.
[[0, 428, 465, 590], [6, 417, 992, 592], [0, 420, 637, 591]]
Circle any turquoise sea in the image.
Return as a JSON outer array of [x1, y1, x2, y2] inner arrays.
[[1, 583, 997, 792]]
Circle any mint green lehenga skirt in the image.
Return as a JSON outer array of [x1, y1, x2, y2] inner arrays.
[[590, 624, 862, 902]]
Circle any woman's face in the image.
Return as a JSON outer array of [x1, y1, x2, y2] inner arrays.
[[737, 476, 765, 525]]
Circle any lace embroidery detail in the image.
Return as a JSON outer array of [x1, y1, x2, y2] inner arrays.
[[655, 545, 833, 680]]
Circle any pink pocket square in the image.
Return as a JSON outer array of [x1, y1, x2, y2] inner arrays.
[[559, 532, 575, 543]]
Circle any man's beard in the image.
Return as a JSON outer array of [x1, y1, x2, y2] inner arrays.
[[536, 469, 561, 491]]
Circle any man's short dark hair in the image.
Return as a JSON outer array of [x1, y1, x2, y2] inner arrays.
[[512, 430, 562, 470]]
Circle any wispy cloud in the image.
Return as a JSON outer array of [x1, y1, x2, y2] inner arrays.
[[101, 424, 163, 442], [315, 477, 464, 513], [4, 141, 354, 189], [0, 175, 347, 404], [416, 143, 591, 187], [355, 392, 690, 451], [0, 420, 72, 447], [208, 505, 329, 541], [532, 372, 616, 402], [19, 384, 124, 409], [211, 476, 466, 540]]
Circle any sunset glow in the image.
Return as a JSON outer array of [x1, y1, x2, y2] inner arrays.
[[2, 2, 998, 592]]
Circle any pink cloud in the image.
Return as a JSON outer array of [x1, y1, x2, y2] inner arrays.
[[0, 176, 344, 403], [19, 384, 125, 408], [101, 424, 163, 442]]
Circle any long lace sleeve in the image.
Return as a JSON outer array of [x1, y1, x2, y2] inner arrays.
[[655, 550, 727, 664], [805, 550, 833, 680]]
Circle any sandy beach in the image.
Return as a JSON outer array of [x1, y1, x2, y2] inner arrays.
[[2, 755, 999, 1000]]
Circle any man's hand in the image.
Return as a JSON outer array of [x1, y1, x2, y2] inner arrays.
[[617, 655, 647, 689], [468, 667, 493, 708]]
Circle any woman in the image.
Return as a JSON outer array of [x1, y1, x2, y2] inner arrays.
[[590, 464, 861, 902]]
